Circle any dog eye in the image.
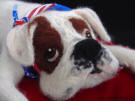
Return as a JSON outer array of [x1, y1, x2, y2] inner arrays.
[[86, 31, 92, 39], [44, 48, 59, 62]]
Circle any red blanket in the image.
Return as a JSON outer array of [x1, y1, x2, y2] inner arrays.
[[18, 69, 135, 101]]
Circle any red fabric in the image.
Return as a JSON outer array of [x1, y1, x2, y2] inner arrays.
[[18, 69, 135, 101]]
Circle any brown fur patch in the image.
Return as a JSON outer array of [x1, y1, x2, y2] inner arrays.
[[69, 18, 90, 33], [29, 16, 63, 74]]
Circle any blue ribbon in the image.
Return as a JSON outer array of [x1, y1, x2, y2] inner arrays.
[[13, 4, 29, 26], [13, 4, 19, 25], [48, 4, 71, 11]]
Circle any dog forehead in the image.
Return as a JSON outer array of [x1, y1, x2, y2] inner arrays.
[[40, 10, 82, 20], [38, 10, 86, 29], [35, 11, 94, 48], [38, 11, 91, 37]]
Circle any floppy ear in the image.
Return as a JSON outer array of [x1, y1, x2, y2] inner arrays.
[[6, 23, 37, 66], [73, 8, 111, 42]]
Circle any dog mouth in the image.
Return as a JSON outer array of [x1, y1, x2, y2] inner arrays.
[[72, 48, 114, 75], [73, 59, 102, 74]]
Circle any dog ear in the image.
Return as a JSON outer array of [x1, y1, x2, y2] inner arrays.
[[6, 23, 37, 66], [73, 8, 111, 42]]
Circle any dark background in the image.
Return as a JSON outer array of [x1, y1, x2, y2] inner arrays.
[[24, 0, 135, 48]]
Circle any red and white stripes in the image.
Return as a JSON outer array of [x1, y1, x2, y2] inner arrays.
[[14, 4, 55, 26], [26, 4, 55, 20]]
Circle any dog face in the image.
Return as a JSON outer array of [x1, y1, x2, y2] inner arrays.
[[7, 8, 119, 100]]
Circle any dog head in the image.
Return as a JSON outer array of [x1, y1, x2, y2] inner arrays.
[[7, 8, 119, 100]]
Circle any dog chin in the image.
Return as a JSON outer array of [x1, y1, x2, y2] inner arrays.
[[39, 72, 78, 101]]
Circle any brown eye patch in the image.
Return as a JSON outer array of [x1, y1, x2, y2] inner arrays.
[[69, 18, 90, 34], [29, 16, 63, 74]]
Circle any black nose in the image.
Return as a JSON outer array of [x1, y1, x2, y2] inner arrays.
[[72, 39, 102, 62]]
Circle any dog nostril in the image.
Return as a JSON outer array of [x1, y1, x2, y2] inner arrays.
[[72, 39, 102, 61]]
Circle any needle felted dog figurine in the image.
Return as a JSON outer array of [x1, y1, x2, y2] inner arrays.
[[0, 0, 135, 101]]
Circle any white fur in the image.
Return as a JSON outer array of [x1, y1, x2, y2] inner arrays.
[[105, 45, 135, 72], [0, 1, 135, 101]]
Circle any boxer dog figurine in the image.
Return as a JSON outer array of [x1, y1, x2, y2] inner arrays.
[[0, 0, 135, 101]]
